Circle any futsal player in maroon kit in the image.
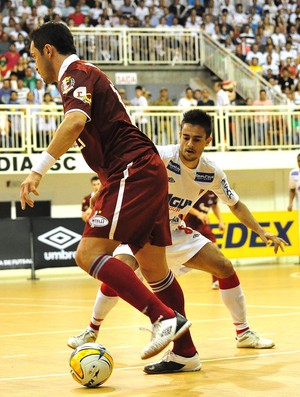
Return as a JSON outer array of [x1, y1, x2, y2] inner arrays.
[[19, 22, 192, 360], [184, 190, 225, 289]]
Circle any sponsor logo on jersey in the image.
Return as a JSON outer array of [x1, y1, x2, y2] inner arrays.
[[167, 160, 181, 175], [168, 194, 193, 211], [73, 87, 92, 105], [195, 172, 214, 183], [221, 179, 234, 199], [37, 226, 81, 250], [291, 170, 299, 176], [89, 214, 109, 228], [168, 177, 176, 183], [61, 76, 75, 94]]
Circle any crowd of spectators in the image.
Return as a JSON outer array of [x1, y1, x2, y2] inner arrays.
[[1, 0, 300, 105]]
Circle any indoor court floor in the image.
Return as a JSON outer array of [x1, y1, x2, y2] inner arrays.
[[1, 262, 300, 397]]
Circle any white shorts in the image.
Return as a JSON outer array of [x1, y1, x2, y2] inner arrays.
[[113, 226, 211, 277]]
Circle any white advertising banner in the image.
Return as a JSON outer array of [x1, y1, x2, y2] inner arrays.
[[0, 154, 93, 174]]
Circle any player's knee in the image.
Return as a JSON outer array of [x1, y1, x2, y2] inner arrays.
[[216, 256, 234, 278]]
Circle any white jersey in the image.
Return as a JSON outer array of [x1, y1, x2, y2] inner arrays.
[[289, 167, 300, 208], [115, 145, 240, 276], [156, 144, 239, 230]]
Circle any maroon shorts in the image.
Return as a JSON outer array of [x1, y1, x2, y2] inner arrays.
[[83, 152, 172, 248], [196, 224, 216, 243]]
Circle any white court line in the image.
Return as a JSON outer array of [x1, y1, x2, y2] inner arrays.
[[1, 311, 300, 338], [1, 349, 300, 382]]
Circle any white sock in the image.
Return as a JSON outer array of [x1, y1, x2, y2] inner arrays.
[[89, 288, 119, 331], [219, 285, 249, 332]]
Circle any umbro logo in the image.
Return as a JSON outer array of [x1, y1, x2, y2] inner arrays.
[[168, 177, 176, 183], [37, 226, 81, 250], [161, 326, 172, 337]]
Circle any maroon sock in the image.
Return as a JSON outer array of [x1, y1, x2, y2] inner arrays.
[[149, 270, 196, 357], [89, 255, 174, 323], [100, 283, 118, 297], [218, 272, 240, 289]]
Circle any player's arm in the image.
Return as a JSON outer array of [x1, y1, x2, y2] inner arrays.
[[228, 200, 288, 253], [212, 203, 225, 231], [287, 188, 296, 211], [188, 207, 209, 224], [20, 111, 87, 209]]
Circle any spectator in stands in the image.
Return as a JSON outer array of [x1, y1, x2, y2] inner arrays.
[[197, 88, 215, 106], [240, 23, 255, 45], [62, 0, 75, 21], [130, 85, 148, 130], [252, 89, 274, 145], [32, 79, 45, 105], [169, 0, 186, 24], [0, 56, 11, 80], [8, 90, 20, 105], [262, 43, 280, 65], [214, 81, 230, 106], [246, 43, 263, 65], [293, 81, 300, 105], [0, 79, 12, 104], [25, 6, 39, 32], [1, 1, 14, 19], [247, 7, 261, 34], [9, 22, 28, 42], [26, 90, 39, 105], [79, 0, 90, 16], [36, 0, 49, 18], [156, 15, 169, 30], [23, 66, 37, 91], [249, 57, 263, 76], [3, 10, 19, 27], [203, 13, 215, 35], [69, 3, 85, 26], [16, 0, 31, 22], [263, 0, 278, 21], [120, 0, 135, 18], [43, 92, 56, 107], [3, 17, 18, 36], [16, 78, 29, 105], [278, 67, 295, 92], [14, 33, 26, 53], [193, 89, 202, 103], [271, 25, 286, 48], [281, 57, 297, 79], [178, 87, 197, 107], [117, 88, 130, 106], [135, 0, 149, 24], [262, 55, 279, 78], [280, 41, 298, 66], [11, 57, 27, 80], [153, 87, 174, 106], [0, 32, 11, 55], [4, 43, 20, 70], [233, 3, 248, 27], [246, 0, 263, 17]]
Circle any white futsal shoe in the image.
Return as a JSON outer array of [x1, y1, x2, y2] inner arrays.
[[67, 329, 98, 349], [141, 312, 192, 360], [144, 350, 202, 374], [236, 330, 275, 349]]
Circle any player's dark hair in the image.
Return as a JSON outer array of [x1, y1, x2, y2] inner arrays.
[[30, 22, 76, 56], [181, 109, 213, 138], [91, 175, 99, 182]]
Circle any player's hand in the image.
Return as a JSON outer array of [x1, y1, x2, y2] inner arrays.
[[197, 212, 209, 224], [20, 172, 42, 210], [259, 231, 289, 254], [90, 189, 101, 209], [219, 221, 226, 232]]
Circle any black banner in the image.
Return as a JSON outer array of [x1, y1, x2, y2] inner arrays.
[[0, 219, 32, 269], [31, 218, 84, 270]]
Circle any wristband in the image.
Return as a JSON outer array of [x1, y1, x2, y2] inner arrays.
[[31, 151, 56, 176]]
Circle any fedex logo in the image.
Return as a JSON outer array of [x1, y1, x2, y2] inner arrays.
[[211, 221, 293, 249], [168, 194, 193, 210]]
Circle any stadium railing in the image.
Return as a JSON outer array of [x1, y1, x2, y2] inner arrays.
[[0, 104, 299, 153], [70, 27, 285, 105]]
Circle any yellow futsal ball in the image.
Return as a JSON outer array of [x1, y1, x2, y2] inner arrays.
[[69, 342, 113, 388]]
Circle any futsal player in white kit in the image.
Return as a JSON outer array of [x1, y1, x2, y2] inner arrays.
[[68, 109, 288, 373]]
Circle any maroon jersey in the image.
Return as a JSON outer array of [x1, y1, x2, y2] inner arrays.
[[81, 193, 92, 212], [58, 56, 156, 184], [184, 191, 218, 241]]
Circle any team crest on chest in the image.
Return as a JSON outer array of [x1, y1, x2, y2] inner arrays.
[[61, 76, 75, 94]]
